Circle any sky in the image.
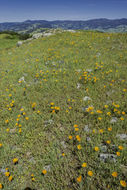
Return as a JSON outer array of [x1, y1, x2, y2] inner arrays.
[[0, 0, 127, 22]]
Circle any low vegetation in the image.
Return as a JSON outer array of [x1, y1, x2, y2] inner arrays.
[[0, 31, 31, 50], [0, 30, 127, 190]]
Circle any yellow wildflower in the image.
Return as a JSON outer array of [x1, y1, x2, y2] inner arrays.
[[69, 135, 72, 140], [107, 112, 111, 116], [5, 172, 10, 177], [13, 158, 18, 164], [32, 178, 35, 181], [6, 128, 10, 132], [8, 176, 13, 181], [112, 172, 118, 177], [77, 175, 82, 182], [99, 129, 104, 133], [77, 145, 82, 150], [92, 129, 96, 133], [116, 152, 120, 156], [0, 144, 2, 148], [25, 117, 29, 120], [32, 102, 36, 108], [62, 153, 65, 156], [106, 140, 111, 144], [0, 183, 3, 189], [19, 129, 22, 133], [88, 171, 93, 176], [94, 146, 99, 151], [96, 110, 103, 114], [42, 169, 47, 175], [108, 127, 112, 131], [76, 135, 81, 142], [5, 119, 9, 124], [120, 180, 126, 187], [118, 146, 123, 150], [82, 163, 87, 167]]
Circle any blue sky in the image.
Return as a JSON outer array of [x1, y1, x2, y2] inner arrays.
[[0, 0, 127, 22]]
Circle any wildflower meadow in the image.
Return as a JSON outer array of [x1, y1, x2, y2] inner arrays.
[[0, 30, 127, 189]]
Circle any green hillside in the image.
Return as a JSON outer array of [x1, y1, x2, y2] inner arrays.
[[0, 33, 19, 50], [0, 31, 127, 190], [0, 32, 31, 50]]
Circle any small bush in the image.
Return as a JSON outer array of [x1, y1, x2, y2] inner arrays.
[[19, 33, 31, 40]]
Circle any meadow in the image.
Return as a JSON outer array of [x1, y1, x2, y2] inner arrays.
[[0, 30, 127, 190]]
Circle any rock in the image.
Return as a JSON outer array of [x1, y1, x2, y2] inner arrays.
[[0, 168, 6, 174], [26, 152, 31, 157], [100, 145, 108, 153], [58, 60, 64, 64], [29, 157, 36, 164], [23, 73, 27, 77], [110, 117, 118, 123], [77, 83, 81, 89], [121, 165, 127, 176], [66, 30, 76, 33], [43, 165, 51, 171], [17, 41, 23, 47], [25, 38, 33, 41], [61, 141, 67, 148], [86, 69, 93, 72], [82, 106, 89, 112], [43, 32, 53, 37], [18, 76, 25, 83], [76, 69, 81, 72], [84, 125, 91, 132], [86, 137, 91, 142], [116, 134, 127, 141], [96, 52, 101, 57], [82, 105, 94, 112], [100, 153, 117, 162], [32, 33, 43, 39], [106, 90, 115, 96], [83, 96, 91, 101], [52, 63, 56, 67], [10, 128, 16, 134], [44, 119, 53, 126], [105, 100, 112, 104]]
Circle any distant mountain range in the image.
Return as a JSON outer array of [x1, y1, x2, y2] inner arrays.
[[0, 18, 127, 33]]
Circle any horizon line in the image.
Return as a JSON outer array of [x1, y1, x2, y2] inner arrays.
[[0, 17, 127, 24]]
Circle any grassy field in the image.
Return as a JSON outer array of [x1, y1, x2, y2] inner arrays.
[[0, 30, 127, 190], [0, 33, 19, 50]]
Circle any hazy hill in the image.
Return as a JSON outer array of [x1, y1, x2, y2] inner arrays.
[[0, 18, 127, 33]]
